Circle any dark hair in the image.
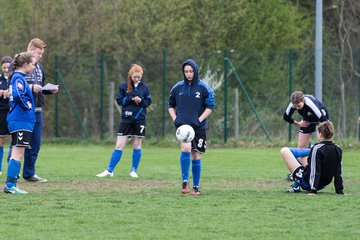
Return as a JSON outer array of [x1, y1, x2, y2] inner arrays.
[[8, 52, 35, 80], [291, 91, 304, 104], [1, 56, 13, 65], [317, 121, 334, 139]]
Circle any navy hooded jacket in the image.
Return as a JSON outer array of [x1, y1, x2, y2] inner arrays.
[[168, 59, 215, 129]]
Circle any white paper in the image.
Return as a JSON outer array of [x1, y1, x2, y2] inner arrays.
[[41, 83, 59, 91]]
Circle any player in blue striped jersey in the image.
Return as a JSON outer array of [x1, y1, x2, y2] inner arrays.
[[168, 59, 215, 196], [4, 52, 36, 194]]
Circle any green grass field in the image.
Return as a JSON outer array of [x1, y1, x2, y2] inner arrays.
[[0, 143, 359, 239]]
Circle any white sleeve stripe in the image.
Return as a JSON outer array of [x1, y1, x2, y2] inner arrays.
[[15, 79, 28, 108], [285, 103, 293, 115], [304, 97, 322, 118], [309, 144, 324, 189]]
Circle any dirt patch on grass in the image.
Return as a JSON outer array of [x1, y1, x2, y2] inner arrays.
[[11, 179, 303, 194], [15, 180, 173, 194], [219, 179, 280, 187]]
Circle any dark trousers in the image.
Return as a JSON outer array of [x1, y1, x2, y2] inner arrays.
[[23, 112, 43, 178]]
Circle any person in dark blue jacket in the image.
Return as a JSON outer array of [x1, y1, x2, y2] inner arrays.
[[283, 91, 329, 148], [168, 59, 215, 196], [97, 64, 152, 178], [4, 52, 36, 194], [0, 56, 13, 176], [22, 38, 58, 183]]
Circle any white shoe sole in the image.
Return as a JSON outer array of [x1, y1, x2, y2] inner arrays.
[[96, 170, 113, 177], [130, 172, 138, 178]]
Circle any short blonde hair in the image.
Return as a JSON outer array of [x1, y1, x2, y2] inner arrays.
[[27, 38, 47, 50]]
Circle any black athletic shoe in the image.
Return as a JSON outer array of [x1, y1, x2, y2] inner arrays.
[[286, 173, 294, 181]]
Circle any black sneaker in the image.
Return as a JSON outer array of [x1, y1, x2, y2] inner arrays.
[[286, 173, 294, 181], [24, 175, 47, 183]]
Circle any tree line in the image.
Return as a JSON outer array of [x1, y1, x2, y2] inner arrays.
[[0, 0, 359, 139]]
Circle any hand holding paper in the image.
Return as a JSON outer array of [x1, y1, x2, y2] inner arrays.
[[42, 83, 59, 94]]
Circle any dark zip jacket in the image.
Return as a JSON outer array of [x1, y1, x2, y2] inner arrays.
[[0, 74, 10, 111], [116, 80, 151, 124], [168, 59, 215, 129]]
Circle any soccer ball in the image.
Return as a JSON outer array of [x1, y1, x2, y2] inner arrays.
[[176, 125, 195, 143]]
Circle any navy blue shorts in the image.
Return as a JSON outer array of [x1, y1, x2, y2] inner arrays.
[[300, 177, 325, 191]]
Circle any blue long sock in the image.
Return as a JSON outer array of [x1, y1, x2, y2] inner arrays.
[[107, 149, 122, 173], [131, 149, 141, 172], [192, 159, 201, 188], [0, 146, 3, 172], [6, 160, 20, 188], [292, 181, 299, 188], [180, 152, 190, 182]]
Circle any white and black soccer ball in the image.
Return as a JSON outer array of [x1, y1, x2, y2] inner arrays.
[[176, 125, 195, 143]]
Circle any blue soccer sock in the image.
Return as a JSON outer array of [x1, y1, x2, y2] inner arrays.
[[0, 146, 3, 172], [6, 159, 20, 188], [180, 152, 191, 182], [131, 149, 141, 172], [292, 181, 299, 188], [107, 149, 122, 173], [192, 159, 201, 188]]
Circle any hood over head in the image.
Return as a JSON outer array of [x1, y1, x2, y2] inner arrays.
[[182, 59, 199, 84]]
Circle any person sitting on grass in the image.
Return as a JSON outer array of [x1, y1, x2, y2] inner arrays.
[[280, 121, 344, 195]]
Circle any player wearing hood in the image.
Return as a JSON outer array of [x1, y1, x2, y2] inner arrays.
[[168, 59, 215, 195]]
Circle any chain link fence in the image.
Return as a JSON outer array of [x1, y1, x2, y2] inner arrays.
[[41, 49, 360, 142]]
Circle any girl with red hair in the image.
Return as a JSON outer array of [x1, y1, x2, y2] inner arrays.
[[97, 64, 152, 178]]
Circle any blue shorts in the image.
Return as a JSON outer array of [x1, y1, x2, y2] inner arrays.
[[290, 148, 310, 159], [300, 177, 325, 191]]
